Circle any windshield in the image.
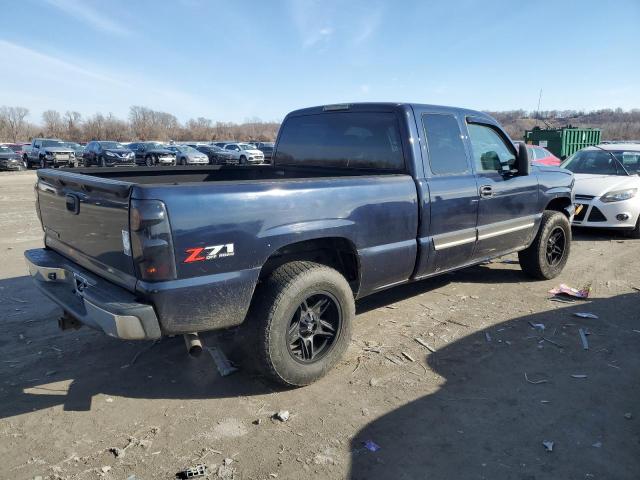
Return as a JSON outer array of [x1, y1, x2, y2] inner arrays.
[[99, 142, 125, 149], [180, 145, 200, 154], [145, 142, 165, 150], [0, 146, 14, 154], [239, 143, 254, 150], [42, 140, 66, 147], [562, 149, 640, 176]]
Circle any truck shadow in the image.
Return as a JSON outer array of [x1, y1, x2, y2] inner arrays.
[[349, 292, 640, 480]]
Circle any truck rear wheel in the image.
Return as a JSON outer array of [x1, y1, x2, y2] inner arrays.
[[518, 210, 571, 280], [248, 261, 354, 386]]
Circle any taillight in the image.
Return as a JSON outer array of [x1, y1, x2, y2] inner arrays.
[[129, 199, 177, 281]]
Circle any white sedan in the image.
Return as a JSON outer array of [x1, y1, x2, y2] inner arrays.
[[562, 144, 640, 238]]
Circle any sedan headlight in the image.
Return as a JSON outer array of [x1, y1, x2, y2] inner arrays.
[[127, 152, 134, 158], [106, 151, 116, 157], [601, 188, 637, 203]]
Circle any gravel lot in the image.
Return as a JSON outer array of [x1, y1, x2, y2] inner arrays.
[[1, 170, 639, 480]]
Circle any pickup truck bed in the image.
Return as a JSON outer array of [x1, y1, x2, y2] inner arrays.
[[27, 102, 574, 386]]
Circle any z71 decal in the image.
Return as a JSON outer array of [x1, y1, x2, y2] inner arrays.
[[184, 243, 235, 263]]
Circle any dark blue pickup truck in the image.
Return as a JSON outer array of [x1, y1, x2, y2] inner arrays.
[[25, 103, 574, 386]]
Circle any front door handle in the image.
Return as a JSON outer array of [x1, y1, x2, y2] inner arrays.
[[479, 185, 493, 198]]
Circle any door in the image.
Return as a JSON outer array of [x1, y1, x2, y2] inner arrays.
[[414, 111, 479, 278], [466, 120, 539, 260]]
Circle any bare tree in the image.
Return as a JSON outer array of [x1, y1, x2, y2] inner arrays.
[[0, 106, 30, 142], [42, 110, 64, 138], [64, 111, 82, 141]]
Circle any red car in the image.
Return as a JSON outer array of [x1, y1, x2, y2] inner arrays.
[[514, 141, 561, 166]]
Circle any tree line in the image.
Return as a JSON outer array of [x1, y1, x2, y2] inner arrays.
[[0, 105, 280, 143], [1, 105, 640, 144], [486, 108, 640, 141]]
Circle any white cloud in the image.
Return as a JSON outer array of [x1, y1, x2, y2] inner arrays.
[[353, 5, 383, 45], [360, 84, 370, 94], [43, 0, 132, 36], [289, 0, 334, 48], [0, 40, 230, 122]]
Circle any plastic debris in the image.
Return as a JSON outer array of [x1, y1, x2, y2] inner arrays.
[[592, 441, 602, 448], [274, 410, 290, 422], [542, 441, 554, 452], [206, 347, 238, 377], [176, 464, 207, 479], [363, 440, 381, 452], [524, 373, 548, 384], [528, 322, 546, 331], [548, 283, 591, 299], [401, 352, 415, 362], [571, 374, 588, 379], [101, 466, 112, 473], [624, 412, 633, 419], [574, 312, 599, 319], [579, 328, 589, 350], [414, 337, 436, 353], [485, 332, 492, 343]]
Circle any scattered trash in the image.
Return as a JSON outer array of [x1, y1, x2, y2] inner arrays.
[[548, 283, 591, 299], [253, 418, 262, 425], [579, 328, 589, 350], [207, 347, 238, 377], [592, 441, 602, 448], [45, 370, 56, 376], [574, 312, 599, 319], [632, 286, 640, 292], [571, 374, 588, 379], [274, 410, 290, 422], [414, 337, 436, 353], [101, 466, 112, 473], [485, 332, 492, 343], [540, 400, 550, 404], [632, 330, 640, 334], [369, 377, 380, 387], [500, 259, 520, 264], [385, 305, 399, 310], [541, 337, 564, 348], [109, 447, 124, 458], [549, 297, 576, 304], [542, 441, 554, 452], [528, 322, 546, 331], [385, 354, 404, 366], [524, 373, 548, 385], [363, 440, 381, 452], [176, 464, 207, 479], [624, 412, 633, 420], [105, 397, 114, 403], [401, 352, 415, 362]]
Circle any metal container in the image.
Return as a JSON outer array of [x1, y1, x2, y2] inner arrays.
[[524, 126, 601, 159]]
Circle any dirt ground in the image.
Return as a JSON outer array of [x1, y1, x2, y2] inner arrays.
[[1, 170, 639, 480]]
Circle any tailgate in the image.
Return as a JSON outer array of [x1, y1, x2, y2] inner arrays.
[[36, 169, 137, 290]]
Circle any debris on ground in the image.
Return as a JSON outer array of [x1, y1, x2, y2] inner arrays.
[[579, 328, 589, 350], [207, 346, 238, 377], [414, 337, 436, 352], [485, 332, 492, 343], [274, 410, 290, 422], [385, 354, 404, 366], [175, 464, 207, 479], [542, 441, 554, 452], [524, 373, 548, 384], [401, 352, 415, 362], [571, 374, 588, 379], [575, 312, 599, 319], [592, 441, 602, 448], [363, 440, 381, 452], [548, 283, 591, 299], [101, 466, 111, 473], [528, 322, 546, 331], [624, 412, 633, 419]]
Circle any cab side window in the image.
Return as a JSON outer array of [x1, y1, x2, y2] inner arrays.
[[467, 123, 516, 172], [422, 113, 469, 175]]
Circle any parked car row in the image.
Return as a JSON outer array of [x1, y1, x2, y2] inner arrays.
[[0, 138, 276, 170]]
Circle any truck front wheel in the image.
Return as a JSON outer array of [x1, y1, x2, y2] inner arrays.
[[518, 210, 571, 280], [248, 261, 354, 386]]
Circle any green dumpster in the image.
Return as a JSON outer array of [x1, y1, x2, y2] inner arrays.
[[524, 126, 601, 159]]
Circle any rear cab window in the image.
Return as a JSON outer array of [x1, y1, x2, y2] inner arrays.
[[274, 112, 405, 170], [421, 113, 469, 175]]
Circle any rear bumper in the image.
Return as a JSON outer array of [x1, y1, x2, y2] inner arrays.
[[25, 248, 161, 340]]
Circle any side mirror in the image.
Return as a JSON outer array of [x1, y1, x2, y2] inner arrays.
[[517, 142, 530, 176]]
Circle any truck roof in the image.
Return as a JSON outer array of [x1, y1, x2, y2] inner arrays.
[[285, 102, 497, 123]]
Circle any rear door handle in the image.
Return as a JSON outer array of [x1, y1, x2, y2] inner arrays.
[[479, 185, 493, 198]]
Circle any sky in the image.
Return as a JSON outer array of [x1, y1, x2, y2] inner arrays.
[[1, 0, 639, 124]]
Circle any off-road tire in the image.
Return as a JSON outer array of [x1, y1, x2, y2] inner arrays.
[[246, 261, 354, 386], [519, 210, 571, 280]]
